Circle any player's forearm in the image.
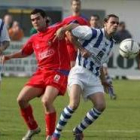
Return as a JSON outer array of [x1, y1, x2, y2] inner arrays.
[[5, 51, 28, 60], [100, 67, 106, 82], [62, 23, 79, 32]]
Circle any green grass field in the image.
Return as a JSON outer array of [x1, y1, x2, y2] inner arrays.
[[0, 77, 140, 140]]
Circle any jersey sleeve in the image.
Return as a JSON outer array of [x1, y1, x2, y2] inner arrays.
[[0, 23, 10, 42], [71, 26, 93, 40], [21, 37, 34, 55]]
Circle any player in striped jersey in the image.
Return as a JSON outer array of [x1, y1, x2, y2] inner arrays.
[[52, 14, 119, 140], [89, 14, 117, 99]]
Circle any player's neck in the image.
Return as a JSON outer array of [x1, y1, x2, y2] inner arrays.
[[72, 12, 80, 16], [38, 26, 48, 32], [104, 30, 113, 40]]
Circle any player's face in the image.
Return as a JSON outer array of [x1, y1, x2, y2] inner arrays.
[[71, 1, 81, 13], [104, 17, 119, 36], [90, 16, 100, 28], [31, 13, 47, 31]]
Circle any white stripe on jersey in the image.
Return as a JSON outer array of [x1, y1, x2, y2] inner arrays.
[[0, 19, 10, 42], [72, 26, 114, 76]]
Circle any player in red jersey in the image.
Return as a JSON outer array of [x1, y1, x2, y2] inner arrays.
[[62, 0, 89, 67], [0, 9, 70, 140]]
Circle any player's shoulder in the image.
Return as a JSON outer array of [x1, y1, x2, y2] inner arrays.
[[79, 14, 88, 21], [92, 28, 104, 35], [48, 22, 64, 30], [28, 33, 38, 42], [77, 15, 89, 25], [63, 15, 73, 20]]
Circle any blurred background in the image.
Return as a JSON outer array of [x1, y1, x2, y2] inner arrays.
[[0, 0, 140, 78]]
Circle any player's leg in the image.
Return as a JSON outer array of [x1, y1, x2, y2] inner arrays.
[[17, 86, 44, 140], [73, 92, 106, 139], [41, 86, 59, 140], [73, 73, 106, 139], [42, 70, 69, 140], [52, 84, 82, 140]]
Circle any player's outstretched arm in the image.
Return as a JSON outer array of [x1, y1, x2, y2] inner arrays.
[[0, 50, 28, 64]]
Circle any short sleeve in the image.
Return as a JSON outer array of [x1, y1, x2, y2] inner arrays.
[[21, 37, 34, 55], [71, 26, 93, 40]]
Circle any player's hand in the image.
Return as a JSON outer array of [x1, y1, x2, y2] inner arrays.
[[55, 27, 65, 40], [102, 80, 112, 92], [53, 27, 65, 42], [0, 55, 11, 64], [80, 48, 92, 58]]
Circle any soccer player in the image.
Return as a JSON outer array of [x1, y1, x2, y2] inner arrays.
[[51, 14, 119, 140], [89, 14, 101, 29], [89, 14, 117, 99], [0, 9, 70, 140], [62, 0, 89, 67], [0, 18, 10, 88]]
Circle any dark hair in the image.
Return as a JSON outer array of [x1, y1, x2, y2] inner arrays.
[[104, 14, 119, 22], [90, 14, 100, 20], [119, 21, 125, 26], [71, 0, 81, 4], [30, 9, 46, 18], [30, 9, 50, 24]]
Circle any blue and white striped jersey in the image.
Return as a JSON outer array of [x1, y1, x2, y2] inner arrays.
[[72, 26, 114, 76], [0, 19, 10, 42]]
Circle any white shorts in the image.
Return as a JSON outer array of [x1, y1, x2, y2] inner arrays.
[[68, 65, 104, 100]]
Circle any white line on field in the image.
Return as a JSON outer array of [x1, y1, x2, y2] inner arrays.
[[63, 130, 140, 133], [1, 128, 140, 133]]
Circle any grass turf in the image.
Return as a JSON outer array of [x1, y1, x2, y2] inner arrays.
[[0, 77, 140, 140]]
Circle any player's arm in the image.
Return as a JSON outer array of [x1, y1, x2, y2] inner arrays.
[[66, 31, 91, 58], [57, 23, 93, 39], [55, 23, 79, 40], [0, 50, 29, 64], [56, 23, 92, 57]]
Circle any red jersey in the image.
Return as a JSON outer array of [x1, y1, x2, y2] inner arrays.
[[62, 15, 89, 26], [22, 23, 70, 71], [62, 15, 89, 61]]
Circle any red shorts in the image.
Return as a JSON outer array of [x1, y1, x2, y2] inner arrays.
[[25, 69, 68, 95], [67, 44, 77, 61]]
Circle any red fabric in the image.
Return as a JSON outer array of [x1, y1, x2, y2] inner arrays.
[[62, 15, 89, 26], [67, 44, 77, 61], [20, 105, 38, 130], [25, 69, 68, 95], [45, 112, 56, 136], [62, 15, 89, 61], [21, 22, 70, 71]]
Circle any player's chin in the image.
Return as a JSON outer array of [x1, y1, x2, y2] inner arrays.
[[111, 28, 117, 34], [34, 25, 41, 30]]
